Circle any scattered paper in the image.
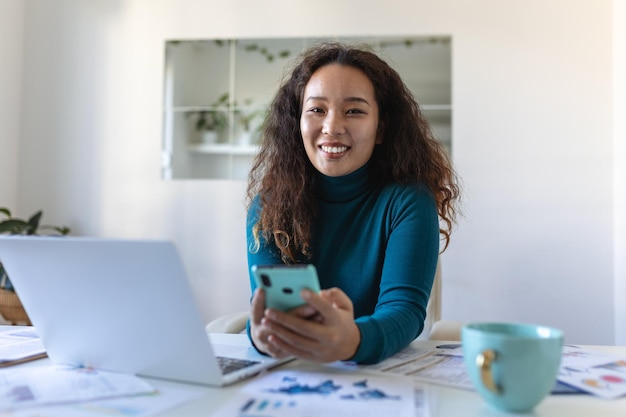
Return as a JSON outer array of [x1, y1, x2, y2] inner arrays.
[[4, 385, 205, 417], [557, 345, 626, 399], [354, 345, 474, 391], [212, 369, 421, 417], [0, 327, 46, 364], [0, 364, 156, 411]]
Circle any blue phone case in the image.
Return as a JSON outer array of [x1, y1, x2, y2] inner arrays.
[[251, 264, 321, 311]]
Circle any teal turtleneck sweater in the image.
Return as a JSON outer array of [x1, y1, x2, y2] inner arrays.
[[246, 164, 439, 364]]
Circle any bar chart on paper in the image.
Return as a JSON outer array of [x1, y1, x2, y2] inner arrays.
[[212, 369, 421, 417]]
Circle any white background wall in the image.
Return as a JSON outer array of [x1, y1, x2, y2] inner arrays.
[[615, 0, 626, 345], [0, 0, 23, 210], [1, 0, 624, 345]]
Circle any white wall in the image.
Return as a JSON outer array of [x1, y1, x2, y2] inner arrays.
[[0, 0, 23, 209], [615, 0, 626, 345], [443, 2, 614, 345], [13, 0, 618, 344]]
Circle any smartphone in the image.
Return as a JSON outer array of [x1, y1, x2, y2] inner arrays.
[[251, 264, 321, 311]]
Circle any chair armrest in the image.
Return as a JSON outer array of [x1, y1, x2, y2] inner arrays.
[[428, 320, 464, 341], [205, 311, 249, 334]]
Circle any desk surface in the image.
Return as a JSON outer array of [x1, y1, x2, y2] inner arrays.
[[8, 335, 626, 417], [154, 338, 626, 417]]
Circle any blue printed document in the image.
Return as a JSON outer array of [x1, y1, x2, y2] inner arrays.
[[557, 345, 626, 399], [212, 369, 420, 417]]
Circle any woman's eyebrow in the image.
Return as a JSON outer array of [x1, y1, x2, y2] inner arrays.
[[304, 95, 326, 103], [345, 96, 371, 106], [304, 96, 370, 106]]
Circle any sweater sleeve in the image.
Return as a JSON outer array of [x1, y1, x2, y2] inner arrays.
[[350, 187, 440, 363], [245, 196, 283, 351], [246, 196, 284, 291]]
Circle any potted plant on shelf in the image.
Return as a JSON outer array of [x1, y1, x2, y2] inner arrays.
[[0, 207, 70, 325], [192, 92, 230, 144], [234, 98, 265, 146]]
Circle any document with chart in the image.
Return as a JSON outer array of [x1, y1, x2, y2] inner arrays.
[[212, 368, 425, 417]]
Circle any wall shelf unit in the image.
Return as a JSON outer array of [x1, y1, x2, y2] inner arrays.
[[162, 36, 452, 180]]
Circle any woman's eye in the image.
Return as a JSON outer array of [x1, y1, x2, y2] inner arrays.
[[309, 107, 324, 113], [347, 108, 365, 115]]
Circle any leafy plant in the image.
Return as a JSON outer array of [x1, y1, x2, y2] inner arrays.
[[0, 207, 70, 292], [242, 43, 291, 62], [234, 98, 265, 132], [192, 93, 230, 132]]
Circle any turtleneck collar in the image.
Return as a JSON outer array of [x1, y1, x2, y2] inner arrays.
[[313, 163, 374, 203]]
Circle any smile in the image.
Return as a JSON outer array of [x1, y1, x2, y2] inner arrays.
[[320, 145, 349, 154]]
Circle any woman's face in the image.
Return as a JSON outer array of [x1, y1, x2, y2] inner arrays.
[[300, 64, 380, 177]]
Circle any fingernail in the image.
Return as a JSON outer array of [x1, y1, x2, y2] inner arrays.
[[301, 289, 312, 299]]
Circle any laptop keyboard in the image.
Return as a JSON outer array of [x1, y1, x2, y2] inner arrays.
[[217, 356, 260, 375]]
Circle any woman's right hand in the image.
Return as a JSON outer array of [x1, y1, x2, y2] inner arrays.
[[250, 288, 320, 358], [249, 288, 290, 358]]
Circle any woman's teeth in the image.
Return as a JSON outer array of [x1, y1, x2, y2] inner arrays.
[[321, 145, 348, 154]]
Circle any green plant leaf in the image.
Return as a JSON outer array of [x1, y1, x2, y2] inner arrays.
[[0, 208, 10, 218], [217, 92, 230, 105], [0, 262, 14, 292], [57, 226, 71, 235], [39, 225, 71, 235], [27, 210, 43, 234], [0, 208, 70, 236], [0, 219, 31, 234]]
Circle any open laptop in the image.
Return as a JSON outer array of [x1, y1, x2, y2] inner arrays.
[[0, 236, 291, 386]]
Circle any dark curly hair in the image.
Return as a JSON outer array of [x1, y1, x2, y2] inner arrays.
[[247, 42, 460, 263]]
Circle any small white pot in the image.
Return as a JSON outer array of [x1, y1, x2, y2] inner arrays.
[[201, 130, 218, 144]]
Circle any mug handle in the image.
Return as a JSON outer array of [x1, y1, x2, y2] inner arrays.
[[476, 349, 502, 394]]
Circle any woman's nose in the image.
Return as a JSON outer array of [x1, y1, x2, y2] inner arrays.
[[322, 112, 346, 136]]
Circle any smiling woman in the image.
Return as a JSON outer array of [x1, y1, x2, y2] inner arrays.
[[245, 42, 460, 365], [300, 64, 381, 177]]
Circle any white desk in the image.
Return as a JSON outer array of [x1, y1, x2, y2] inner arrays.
[[144, 339, 626, 417], [8, 337, 626, 416]]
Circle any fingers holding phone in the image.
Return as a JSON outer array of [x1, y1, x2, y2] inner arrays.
[[249, 287, 292, 358], [249, 264, 321, 358], [262, 287, 361, 362]]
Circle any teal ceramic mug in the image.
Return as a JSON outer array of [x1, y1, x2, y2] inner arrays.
[[461, 322, 564, 413]]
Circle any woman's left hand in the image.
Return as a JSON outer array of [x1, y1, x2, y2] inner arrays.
[[261, 287, 361, 362]]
